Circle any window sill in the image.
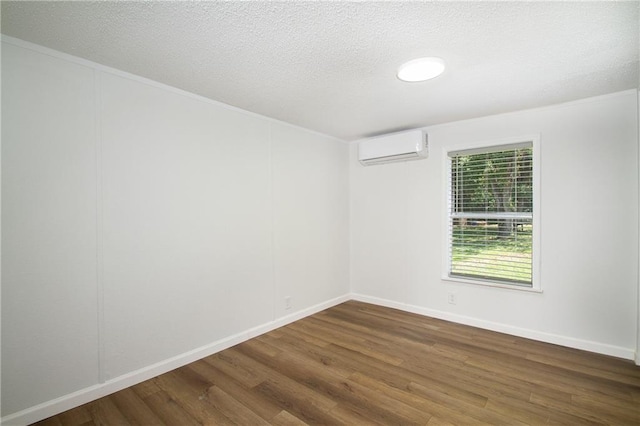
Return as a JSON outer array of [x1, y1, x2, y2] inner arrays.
[[442, 275, 543, 293]]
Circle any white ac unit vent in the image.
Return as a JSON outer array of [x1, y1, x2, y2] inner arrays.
[[358, 130, 428, 166]]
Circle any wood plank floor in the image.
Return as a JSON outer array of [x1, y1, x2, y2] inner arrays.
[[35, 301, 640, 425]]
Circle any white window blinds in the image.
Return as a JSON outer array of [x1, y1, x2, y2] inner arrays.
[[448, 143, 533, 286]]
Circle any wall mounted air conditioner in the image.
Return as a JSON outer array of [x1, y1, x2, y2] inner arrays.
[[358, 130, 428, 166]]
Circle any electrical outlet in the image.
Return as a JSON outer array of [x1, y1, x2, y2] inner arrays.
[[285, 296, 292, 310], [447, 292, 457, 305]]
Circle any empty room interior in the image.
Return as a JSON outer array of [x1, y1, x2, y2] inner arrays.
[[2, 1, 640, 425]]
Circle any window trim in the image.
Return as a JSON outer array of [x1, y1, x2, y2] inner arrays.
[[441, 134, 541, 292]]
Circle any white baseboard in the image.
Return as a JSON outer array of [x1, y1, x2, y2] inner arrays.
[[3, 292, 634, 425], [351, 293, 636, 361], [1, 294, 350, 426]]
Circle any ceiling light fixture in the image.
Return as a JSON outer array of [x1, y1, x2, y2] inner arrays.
[[397, 57, 445, 82]]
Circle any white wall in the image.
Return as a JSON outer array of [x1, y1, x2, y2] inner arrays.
[[272, 125, 349, 314], [2, 42, 100, 415], [351, 90, 639, 359], [637, 88, 640, 365], [1, 38, 349, 422]]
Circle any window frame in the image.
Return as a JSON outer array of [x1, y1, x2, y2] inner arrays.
[[441, 135, 541, 292]]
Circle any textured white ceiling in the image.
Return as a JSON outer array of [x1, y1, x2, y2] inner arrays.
[[2, 1, 638, 141]]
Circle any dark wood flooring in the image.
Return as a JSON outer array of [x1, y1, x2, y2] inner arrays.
[[35, 301, 640, 425]]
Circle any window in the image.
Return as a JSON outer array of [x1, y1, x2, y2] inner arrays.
[[445, 139, 538, 289]]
